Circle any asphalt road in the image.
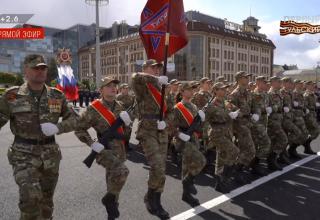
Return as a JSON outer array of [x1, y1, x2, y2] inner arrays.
[[0, 122, 319, 220]]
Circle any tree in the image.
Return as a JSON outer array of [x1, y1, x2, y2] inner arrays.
[[81, 79, 91, 91], [0, 72, 17, 84], [47, 58, 58, 84], [15, 73, 24, 86]]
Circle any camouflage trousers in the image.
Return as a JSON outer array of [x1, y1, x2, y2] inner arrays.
[[305, 112, 320, 140], [293, 116, 309, 144], [233, 118, 256, 166], [180, 141, 206, 180], [137, 128, 168, 192], [282, 118, 302, 145], [268, 118, 288, 154], [7, 143, 61, 220], [251, 122, 271, 160], [96, 147, 129, 201], [211, 133, 239, 175]]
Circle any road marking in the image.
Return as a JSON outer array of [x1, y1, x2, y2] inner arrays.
[[295, 165, 320, 173], [170, 152, 320, 220]]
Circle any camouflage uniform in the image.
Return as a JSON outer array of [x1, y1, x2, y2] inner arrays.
[[131, 73, 168, 192], [172, 101, 206, 179], [292, 89, 309, 144], [70, 99, 129, 201], [251, 88, 271, 160], [206, 98, 239, 175], [0, 83, 75, 220], [304, 89, 320, 140], [267, 87, 288, 154], [280, 87, 302, 145], [229, 86, 256, 166]]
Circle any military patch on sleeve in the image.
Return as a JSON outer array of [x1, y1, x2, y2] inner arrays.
[[48, 99, 62, 113]]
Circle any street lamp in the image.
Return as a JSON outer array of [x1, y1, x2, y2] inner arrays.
[[85, 0, 109, 88]]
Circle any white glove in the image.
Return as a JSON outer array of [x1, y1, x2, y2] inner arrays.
[[306, 109, 310, 114], [283, 107, 290, 113], [157, 120, 166, 130], [178, 132, 190, 142], [198, 110, 205, 122], [316, 102, 320, 107], [266, 107, 272, 115], [228, 109, 240, 119], [119, 111, 132, 126], [293, 101, 299, 107], [41, 123, 59, 136], [251, 114, 259, 122], [158, 76, 168, 86], [91, 142, 104, 153]]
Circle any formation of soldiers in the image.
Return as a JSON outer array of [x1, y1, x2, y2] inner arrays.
[[0, 55, 319, 220]]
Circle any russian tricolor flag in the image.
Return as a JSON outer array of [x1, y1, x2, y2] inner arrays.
[[56, 65, 79, 101]]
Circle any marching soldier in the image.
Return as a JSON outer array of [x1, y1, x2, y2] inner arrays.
[[131, 59, 170, 219], [250, 76, 271, 176], [267, 76, 288, 170], [172, 82, 206, 206], [291, 79, 310, 158], [41, 76, 132, 220], [228, 71, 256, 183], [303, 81, 319, 154], [206, 82, 240, 193], [0, 54, 76, 220], [280, 77, 302, 163]]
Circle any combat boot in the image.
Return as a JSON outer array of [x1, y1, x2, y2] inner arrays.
[[304, 137, 316, 155], [154, 192, 170, 219], [234, 164, 251, 185], [182, 175, 197, 195], [267, 152, 282, 171], [215, 174, 231, 194], [182, 191, 200, 207], [250, 157, 268, 176], [101, 193, 120, 220], [144, 188, 158, 215], [288, 144, 302, 159], [278, 151, 291, 165]]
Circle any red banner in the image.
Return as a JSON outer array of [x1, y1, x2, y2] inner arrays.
[[139, 0, 188, 62], [0, 28, 45, 39]]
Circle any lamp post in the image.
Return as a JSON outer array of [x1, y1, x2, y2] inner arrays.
[[85, 0, 109, 88]]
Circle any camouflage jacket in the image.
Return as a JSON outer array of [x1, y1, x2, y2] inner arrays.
[[0, 83, 75, 139], [280, 88, 294, 119], [228, 86, 252, 119], [206, 97, 233, 138], [116, 93, 135, 110], [268, 87, 283, 121], [304, 90, 317, 112], [131, 72, 170, 130], [251, 89, 269, 124], [191, 90, 212, 109], [292, 89, 306, 117]]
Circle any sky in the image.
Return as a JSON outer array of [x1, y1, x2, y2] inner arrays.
[[1, 0, 320, 69]]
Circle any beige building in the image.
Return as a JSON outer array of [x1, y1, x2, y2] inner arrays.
[[78, 15, 275, 84]]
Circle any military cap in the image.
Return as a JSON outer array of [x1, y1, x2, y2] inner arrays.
[[142, 59, 163, 68], [305, 81, 313, 85], [181, 82, 198, 91], [212, 82, 229, 89], [216, 76, 225, 82], [256, 76, 267, 82], [249, 82, 255, 86], [281, 77, 293, 82], [235, 71, 252, 80], [169, 79, 179, 85], [119, 83, 129, 89], [293, 79, 302, 83], [191, 80, 200, 87], [199, 77, 210, 83], [100, 76, 120, 88], [24, 54, 47, 68], [270, 76, 281, 81]]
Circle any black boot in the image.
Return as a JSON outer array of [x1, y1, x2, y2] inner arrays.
[[215, 174, 231, 194], [234, 165, 251, 185], [101, 193, 120, 219], [267, 152, 282, 171], [304, 138, 316, 155], [288, 144, 302, 159], [250, 157, 268, 176], [144, 188, 158, 215], [278, 151, 291, 165], [154, 192, 170, 219], [182, 175, 197, 195], [182, 191, 200, 207]]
